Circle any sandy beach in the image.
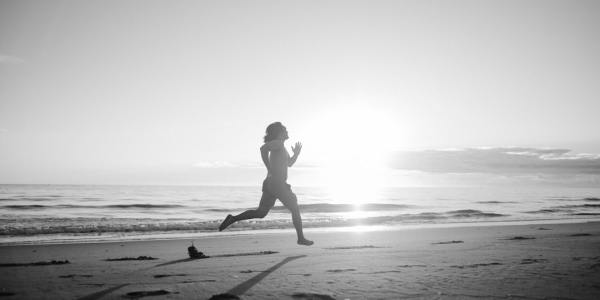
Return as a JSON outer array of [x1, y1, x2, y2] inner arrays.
[[1, 221, 599, 299]]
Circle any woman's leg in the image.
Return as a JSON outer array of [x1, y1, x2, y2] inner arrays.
[[287, 198, 312, 245], [233, 192, 274, 221], [218, 191, 275, 231], [275, 184, 313, 245]]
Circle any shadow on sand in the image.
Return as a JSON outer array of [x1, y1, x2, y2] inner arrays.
[[154, 257, 199, 267], [77, 283, 130, 300], [216, 255, 306, 298], [155, 251, 278, 268], [77, 252, 293, 300]]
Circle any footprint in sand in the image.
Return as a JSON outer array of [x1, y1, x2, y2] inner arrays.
[[325, 245, 380, 250], [450, 262, 502, 269], [0, 260, 70, 267], [505, 236, 535, 240], [326, 268, 356, 273], [520, 258, 548, 264], [369, 270, 404, 274], [78, 283, 105, 287], [180, 279, 216, 283], [570, 233, 592, 237], [153, 274, 187, 278], [59, 274, 93, 278], [122, 290, 171, 299], [104, 256, 158, 261], [572, 256, 600, 262], [239, 270, 267, 274], [432, 240, 464, 245]]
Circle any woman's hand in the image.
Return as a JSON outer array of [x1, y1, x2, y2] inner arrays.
[[292, 142, 302, 155]]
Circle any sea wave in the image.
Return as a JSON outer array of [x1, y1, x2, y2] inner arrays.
[[525, 203, 600, 214], [208, 203, 412, 213], [446, 209, 506, 218], [0, 209, 506, 236], [2, 184, 598, 243], [547, 197, 600, 202], [525, 209, 565, 214], [1, 204, 185, 210], [557, 204, 600, 208], [0, 197, 61, 202]]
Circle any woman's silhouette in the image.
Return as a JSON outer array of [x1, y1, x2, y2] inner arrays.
[[219, 122, 313, 246]]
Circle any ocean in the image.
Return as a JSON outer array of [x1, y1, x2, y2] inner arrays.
[[1, 184, 599, 245]]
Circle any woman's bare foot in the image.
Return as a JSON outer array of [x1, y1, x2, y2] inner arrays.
[[297, 238, 314, 246], [219, 214, 235, 231]]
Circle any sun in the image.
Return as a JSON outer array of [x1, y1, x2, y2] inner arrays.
[[297, 104, 398, 205]]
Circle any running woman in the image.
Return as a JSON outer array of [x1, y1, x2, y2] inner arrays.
[[218, 122, 313, 246]]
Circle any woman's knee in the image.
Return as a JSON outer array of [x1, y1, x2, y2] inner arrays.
[[284, 200, 300, 214], [256, 208, 269, 218]]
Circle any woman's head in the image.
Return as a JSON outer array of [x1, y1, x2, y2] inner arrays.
[[264, 122, 288, 143]]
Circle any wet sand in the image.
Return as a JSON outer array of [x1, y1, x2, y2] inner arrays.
[[1, 222, 599, 299]]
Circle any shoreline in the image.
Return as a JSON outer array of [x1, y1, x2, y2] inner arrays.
[[2, 217, 599, 247]]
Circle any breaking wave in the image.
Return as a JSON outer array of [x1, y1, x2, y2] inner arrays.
[[207, 203, 412, 213], [0, 209, 506, 237], [2, 204, 185, 210]]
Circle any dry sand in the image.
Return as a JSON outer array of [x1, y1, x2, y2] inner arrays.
[[1, 222, 599, 299]]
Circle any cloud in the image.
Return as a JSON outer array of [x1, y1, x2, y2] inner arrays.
[[388, 147, 600, 175], [0, 54, 24, 64]]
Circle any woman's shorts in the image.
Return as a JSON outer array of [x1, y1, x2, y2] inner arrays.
[[259, 177, 297, 209]]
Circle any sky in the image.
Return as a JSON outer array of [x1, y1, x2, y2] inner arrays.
[[1, 0, 599, 186]]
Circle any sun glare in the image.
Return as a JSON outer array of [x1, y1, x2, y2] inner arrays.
[[299, 104, 398, 206]]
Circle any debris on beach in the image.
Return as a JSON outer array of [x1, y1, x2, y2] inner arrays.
[[123, 290, 171, 298], [506, 236, 536, 240], [570, 233, 592, 237], [0, 260, 70, 267], [239, 269, 266, 273], [325, 245, 380, 250], [59, 274, 93, 278], [326, 268, 356, 273], [432, 240, 464, 245], [213, 250, 277, 258], [520, 258, 548, 264], [188, 242, 209, 259], [153, 274, 187, 278], [450, 262, 502, 269], [104, 256, 157, 261]]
